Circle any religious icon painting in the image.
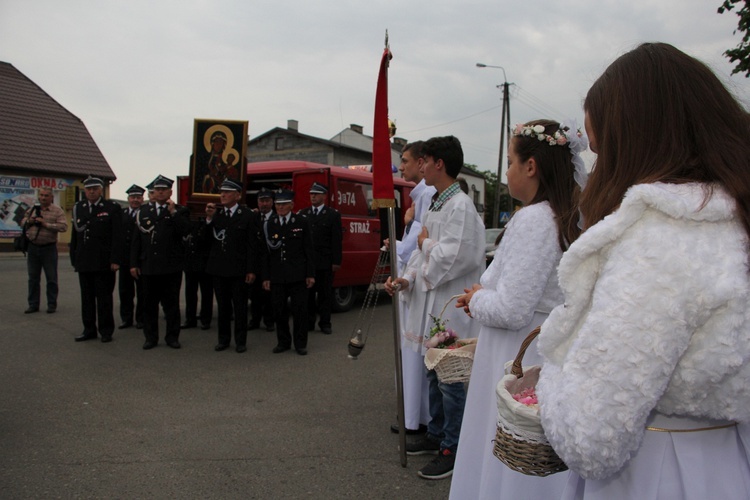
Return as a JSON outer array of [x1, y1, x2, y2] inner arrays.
[[190, 119, 248, 198]]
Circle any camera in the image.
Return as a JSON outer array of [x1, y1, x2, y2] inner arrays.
[[31, 202, 42, 225]]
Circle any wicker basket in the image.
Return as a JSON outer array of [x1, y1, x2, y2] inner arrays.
[[425, 337, 478, 383], [423, 294, 477, 384], [492, 326, 568, 477]]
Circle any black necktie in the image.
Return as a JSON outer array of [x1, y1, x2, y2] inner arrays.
[[280, 217, 285, 227]]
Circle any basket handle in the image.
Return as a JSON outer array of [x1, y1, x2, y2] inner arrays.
[[438, 294, 464, 320], [510, 326, 541, 378]]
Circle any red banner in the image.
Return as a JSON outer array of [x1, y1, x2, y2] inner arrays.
[[371, 47, 395, 208]]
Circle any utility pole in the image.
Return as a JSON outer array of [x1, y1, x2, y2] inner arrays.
[[476, 63, 511, 228]]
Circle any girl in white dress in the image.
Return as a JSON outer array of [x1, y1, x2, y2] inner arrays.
[[449, 119, 587, 499], [537, 43, 750, 499]]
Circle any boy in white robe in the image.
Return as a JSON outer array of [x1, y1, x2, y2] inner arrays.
[[386, 136, 484, 480]]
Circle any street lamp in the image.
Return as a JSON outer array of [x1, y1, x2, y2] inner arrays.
[[476, 62, 511, 228]]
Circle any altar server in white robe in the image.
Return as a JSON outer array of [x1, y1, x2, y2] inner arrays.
[[386, 135, 484, 480], [389, 140, 437, 434]]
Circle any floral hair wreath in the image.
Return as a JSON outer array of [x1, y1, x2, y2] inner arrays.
[[512, 119, 589, 189]]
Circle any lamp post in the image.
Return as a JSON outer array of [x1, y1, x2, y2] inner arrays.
[[476, 63, 511, 228]]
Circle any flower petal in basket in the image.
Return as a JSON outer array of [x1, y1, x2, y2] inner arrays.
[[495, 365, 549, 444], [424, 338, 478, 371]]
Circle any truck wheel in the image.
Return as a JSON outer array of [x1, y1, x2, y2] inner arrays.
[[332, 286, 356, 312]]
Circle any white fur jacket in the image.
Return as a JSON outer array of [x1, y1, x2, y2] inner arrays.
[[537, 182, 750, 479]]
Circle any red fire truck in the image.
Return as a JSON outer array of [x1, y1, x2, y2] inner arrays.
[[178, 160, 414, 311]]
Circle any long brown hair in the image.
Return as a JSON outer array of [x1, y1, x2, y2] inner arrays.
[[513, 119, 581, 250], [581, 43, 750, 243]]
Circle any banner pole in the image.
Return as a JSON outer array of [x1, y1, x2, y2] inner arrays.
[[387, 206, 407, 467]]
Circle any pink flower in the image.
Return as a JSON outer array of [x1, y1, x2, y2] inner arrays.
[[512, 387, 538, 406]]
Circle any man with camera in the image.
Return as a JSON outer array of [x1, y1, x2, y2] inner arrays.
[[21, 187, 67, 314]]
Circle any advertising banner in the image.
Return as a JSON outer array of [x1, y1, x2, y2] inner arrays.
[[0, 175, 75, 237]]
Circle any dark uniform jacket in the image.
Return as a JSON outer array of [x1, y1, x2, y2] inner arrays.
[[183, 218, 211, 274], [263, 213, 315, 284], [131, 203, 191, 275], [298, 205, 343, 270], [121, 208, 139, 269], [70, 198, 124, 272], [204, 205, 258, 277]]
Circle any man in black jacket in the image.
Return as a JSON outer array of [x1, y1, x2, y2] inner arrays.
[[70, 176, 123, 343], [130, 175, 190, 350], [118, 184, 145, 330], [262, 189, 315, 355], [248, 187, 275, 332], [299, 182, 342, 335], [204, 179, 257, 353], [182, 212, 213, 331]]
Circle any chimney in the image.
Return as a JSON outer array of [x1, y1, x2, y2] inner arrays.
[[350, 124, 363, 134], [287, 119, 299, 132], [393, 137, 407, 150]]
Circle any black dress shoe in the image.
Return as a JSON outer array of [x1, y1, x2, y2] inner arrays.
[[265, 324, 275, 332], [296, 348, 308, 356], [307, 325, 315, 332], [180, 322, 196, 329], [247, 323, 260, 331], [214, 344, 229, 351], [200, 323, 211, 330], [75, 333, 97, 342], [135, 322, 144, 329], [142, 340, 157, 350], [390, 423, 428, 435], [100, 336, 113, 343], [47, 306, 56, 314], [167, 340, 181, 349], [321, 326, 332, 335], [118, 321, 133, 329], [24, 307, 39, 314], [236, 345, 247, 353], [272, 345, 290, 354]]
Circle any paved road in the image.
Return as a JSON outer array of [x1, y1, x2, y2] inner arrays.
[[0, 254, 451, 499]]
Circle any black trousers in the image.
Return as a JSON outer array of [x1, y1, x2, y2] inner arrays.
[[308, 268, 333, 329], [272, 280, 308, 350], [142, 272, 182, 344], [214, 275, 248, 347], [184, 269, 213, 326], [27, 242, 58, 309], [78, 270, 116, 338], [118, 267, 143, 324], [250, 280, 274, 328]]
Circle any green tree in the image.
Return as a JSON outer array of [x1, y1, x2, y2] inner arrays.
[[719, 0, 750, 77]]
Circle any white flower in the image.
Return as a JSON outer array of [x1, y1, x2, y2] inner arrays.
[[533, 125, 545, 133]]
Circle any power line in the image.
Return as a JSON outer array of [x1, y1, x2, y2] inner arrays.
[[512, 85, 567, 120], [399, 105, 500, 134]]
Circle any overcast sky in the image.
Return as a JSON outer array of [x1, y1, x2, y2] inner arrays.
[[2, 0, 749, 200]]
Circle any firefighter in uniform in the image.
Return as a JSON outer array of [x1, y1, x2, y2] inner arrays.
[[130, 175, 191, 350], [70, 175, 124, 343], [118, 184, 145, 330], [299, 182, 342, 335], [262, 189, 315, 355], [204, 179, 258, 353], [248, 187, 275, 332], [182, 210, 213, 331]]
